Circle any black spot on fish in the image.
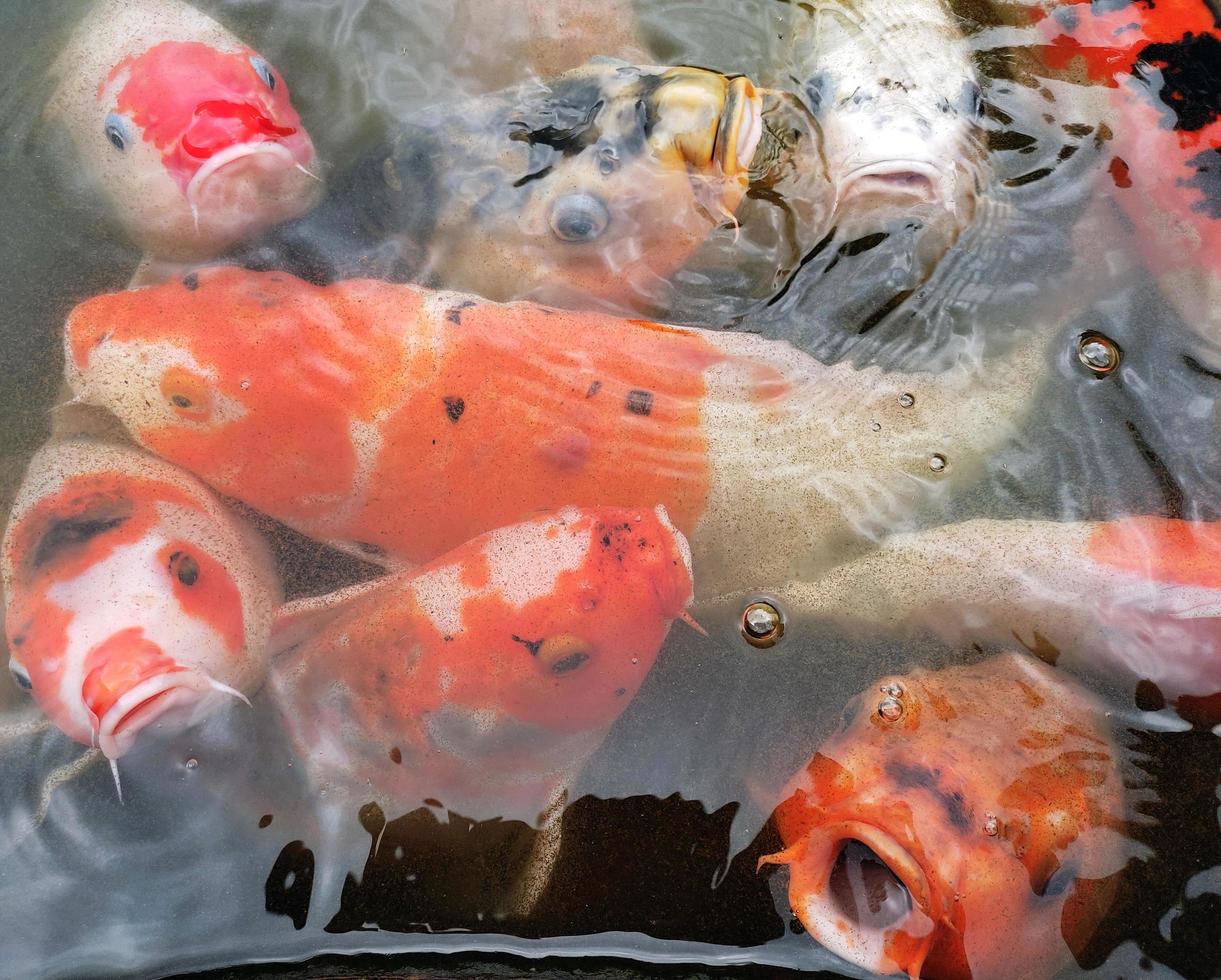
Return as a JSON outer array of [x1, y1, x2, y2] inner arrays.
[[615, 687, 626, 697], [388, 746, 403, 764], [265, 840, 314, 930], [1135, 679, 1167, 712], [626, 389, 653, 416], [802, 72, 834, 115], [258, 814, 273, 829], [600, 534, 612, 547], [886, 760, 971, 832], [32, 512, 129, 569], [443, 396, 465, 422], [1136, 34, 1221, 132], [182, 273, 199, 290], [445, 300, 476, 325], [513, 164, 554, 187], [509, 88, 605, 156], [586, 380, 603, 398], [1182, 147, 1221, 218], [356, 541, 387, 558], [511, 634, 543, 656], [1184, 353, 1221, 381]]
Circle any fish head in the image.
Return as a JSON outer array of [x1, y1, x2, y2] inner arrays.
[[414, 61, 763, 309], [2, 442, 279, 757], [411, 504, 696, 735], [792, 3, 985, 248], [47, 0, 320, 259], [762, 653, 1124, 979]]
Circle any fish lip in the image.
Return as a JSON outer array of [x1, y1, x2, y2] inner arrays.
[[91, 672, 210, 759], [838, 159, 954, 209], [183, 139, 308, 205], [792, 819, 936, 976], [714, 76, 763, 177]]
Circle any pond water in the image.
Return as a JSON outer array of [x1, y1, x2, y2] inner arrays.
[[0, 1, 1218, 978]]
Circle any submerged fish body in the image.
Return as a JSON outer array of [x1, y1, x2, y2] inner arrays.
[[232, 61, 765, 311], [786, 0, 984, 244], [45, 0, 320, 260], [65, 267, 1052, 597], [1, 439, 282, 759], [763, 517, 1221, 713], [271, 505, 694, 819], [1038, 0, 1221, 348], [761, 653, 1126, 979]]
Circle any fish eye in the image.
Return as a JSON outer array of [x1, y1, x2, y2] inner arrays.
[[8, 661, 32, 692], [168, 551, 200, 586], [103, 112, 132, 152], [548, 192, 610, 243], [250, 55, 276, 91], [536, 634, 592, 675]]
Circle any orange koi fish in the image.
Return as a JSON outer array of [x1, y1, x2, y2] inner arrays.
[[64, 267, 1053, 597], [1, 439, 283, 760], [46, 0, 320, 260], [1037, 0, 1221, 343], [271, 505, 695, 820], [764, 516, 1221, 716], [760, 653, 1126, 979]]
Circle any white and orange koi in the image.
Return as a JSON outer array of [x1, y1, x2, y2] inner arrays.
[[45, 0, 320, 260], [64, 267, 1054, 597], [272, 504, 696, 821], [1, 439, 283, 761]]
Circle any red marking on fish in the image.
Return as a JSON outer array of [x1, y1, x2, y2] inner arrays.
[[1087, 517, 1221, 588], [106, 40, 309, 192]]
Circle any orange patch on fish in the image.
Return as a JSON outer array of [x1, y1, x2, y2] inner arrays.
[[1087, 517, 1221, 589]]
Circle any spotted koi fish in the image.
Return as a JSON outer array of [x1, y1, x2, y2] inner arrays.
[[760, 652, 1126, 979], [45, 0, 320, 260], [64, 267, 1054, 598], [762, 516, 1221, 719], [1036, 0, 1221, 347], [271, 504, 695, 820], [1, 439, 283, 760]]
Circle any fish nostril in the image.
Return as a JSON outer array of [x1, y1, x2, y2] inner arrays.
[[828, 840, 912, 930]]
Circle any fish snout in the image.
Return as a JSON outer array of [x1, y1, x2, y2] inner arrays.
[[779, 820, 936, 975], [81, 628, 200, 757]]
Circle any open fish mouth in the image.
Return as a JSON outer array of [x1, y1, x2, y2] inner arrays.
[[714, 76, 763, 177], [784, 820, 936, 975], [90, 671, 207, 759]]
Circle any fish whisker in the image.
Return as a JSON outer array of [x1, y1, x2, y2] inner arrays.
[[109, 757, 123, 803], [207, 676, 252, 707], [295, 162, 323, 183]]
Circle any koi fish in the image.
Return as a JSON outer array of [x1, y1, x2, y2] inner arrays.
[[762, 517, 1221, 717], [64, 267, 1055, 598], [45, 0, 320, 260], [1, 439, 283, 760], [271, 505, 696, 820], [1036, 0, 1221, 348], [785, 0, 986, 246], [760, 652, 1126, 979], [230, 61, 765, 311]]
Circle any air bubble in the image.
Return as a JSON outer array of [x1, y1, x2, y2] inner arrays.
[[928, 453, 947, 472], [870, 421, 882, 432], [878, 697, 903, 721], [983, 812, 999, 836], [881, 681, 904, 699], [1077, 333, 1120, 375], [898, 393, 915, 408], [185, 758, 198, 770], [742, 601, 784, 648]]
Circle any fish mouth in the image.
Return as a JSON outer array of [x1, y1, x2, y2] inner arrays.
[[783, 820, 936, 976], [714, 76, 763, 177], [839, 160, 953, 211], [184, 140, 320, 223], [89, 671, 212, 759], [651, 69, 762, 179]]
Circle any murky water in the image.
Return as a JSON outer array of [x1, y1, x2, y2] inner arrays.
[[0, 1, 1218, 978]]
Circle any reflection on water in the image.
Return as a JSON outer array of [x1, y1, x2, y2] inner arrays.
[[0, 0, 1218, 978]]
